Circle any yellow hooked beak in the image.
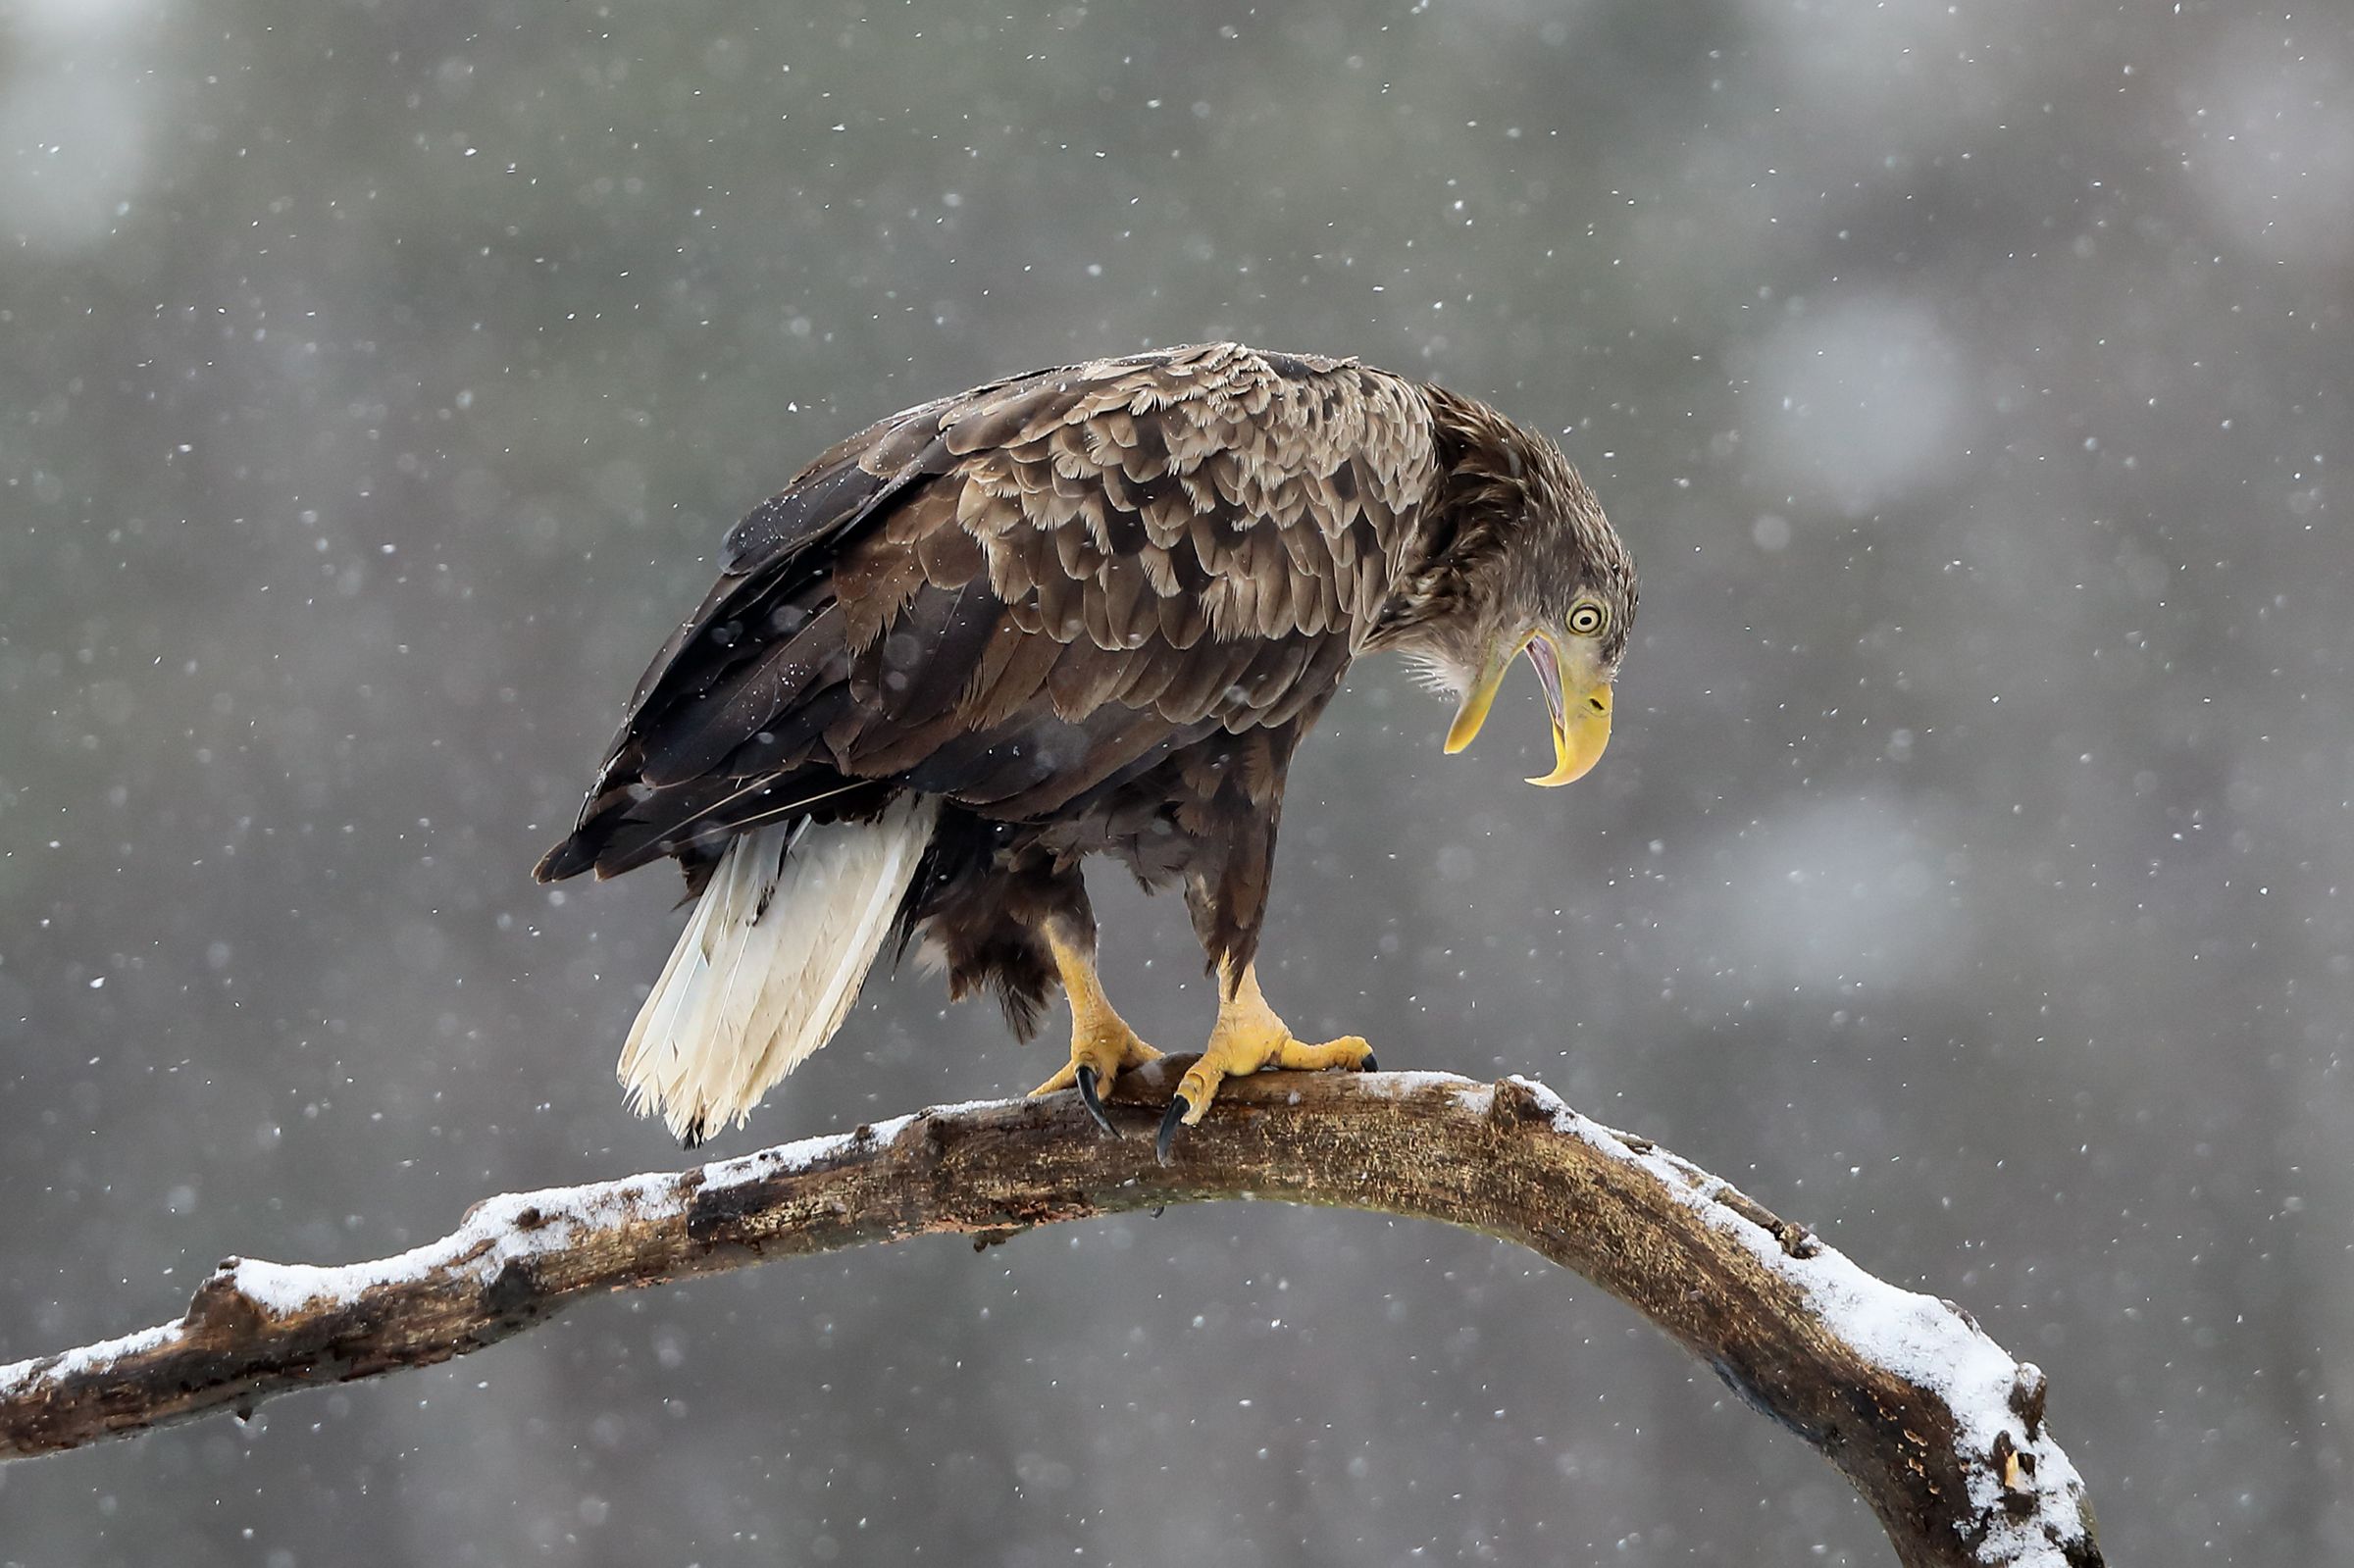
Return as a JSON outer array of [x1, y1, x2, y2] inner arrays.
[[1443, 631, 1613, 787]]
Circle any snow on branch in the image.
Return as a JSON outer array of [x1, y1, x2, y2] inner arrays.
[[0, 1061, 2102, 1567]]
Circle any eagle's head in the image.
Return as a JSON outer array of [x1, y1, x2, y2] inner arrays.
[[1394, 384, 1637, 787]]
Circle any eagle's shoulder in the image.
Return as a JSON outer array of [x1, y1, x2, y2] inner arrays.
[[862, 344, 1432, 652]]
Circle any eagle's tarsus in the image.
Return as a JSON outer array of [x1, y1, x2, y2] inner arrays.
[[1028, 928, 1160, 1131]]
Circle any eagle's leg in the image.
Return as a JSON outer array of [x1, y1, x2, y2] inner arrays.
[[1029, 924, 1161, 1135], [1155, 961, 1376, 1163]]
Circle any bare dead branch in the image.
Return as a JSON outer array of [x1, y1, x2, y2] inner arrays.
[[0, 1062, 2101, 1566]]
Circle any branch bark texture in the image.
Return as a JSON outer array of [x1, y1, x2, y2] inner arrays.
[[0, 1063, 2101, 1567]]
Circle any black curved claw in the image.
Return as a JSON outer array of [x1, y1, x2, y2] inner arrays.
[[1358, 1052, 1379, 1073], [1155, 1095, 1192, 1165], [1074, 1064, 1116, 1136]]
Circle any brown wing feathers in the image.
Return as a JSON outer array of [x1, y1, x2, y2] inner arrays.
[[537, 345, 1443, 950]]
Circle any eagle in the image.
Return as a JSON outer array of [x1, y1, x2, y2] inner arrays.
[[536, 342, 1636, 1159]]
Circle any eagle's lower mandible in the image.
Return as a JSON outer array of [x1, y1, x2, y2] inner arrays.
[[536, 341, 1637, 1160]]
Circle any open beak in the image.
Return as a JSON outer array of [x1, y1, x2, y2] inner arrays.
[[1444, 632, 1612, 787], [1522, 632, 1612, 786]]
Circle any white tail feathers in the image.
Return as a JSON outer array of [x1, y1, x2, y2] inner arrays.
[[618, 795, 939, 1142]]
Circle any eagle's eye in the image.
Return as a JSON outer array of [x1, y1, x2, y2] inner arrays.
[[1567, 601, 1608, 636]]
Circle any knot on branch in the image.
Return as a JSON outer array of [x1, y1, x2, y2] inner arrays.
[[1709, 1186, 1822, 1259], [183, 1261, 271, 1340], [2009, 1362, 2049, 1440], [1486, 1075, 1562, 1131]]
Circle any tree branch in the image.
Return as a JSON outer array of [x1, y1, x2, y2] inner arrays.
[[0, 1062, 2101, 1566]]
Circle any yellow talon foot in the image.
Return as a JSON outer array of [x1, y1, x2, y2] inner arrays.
[[1030, 1018, 1161, 1131], [1030, 932, 1160, 1135], [1155, 962, 1376, 1164]]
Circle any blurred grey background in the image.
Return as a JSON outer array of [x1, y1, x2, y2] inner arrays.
[[2, 0, 2347, 1562]]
